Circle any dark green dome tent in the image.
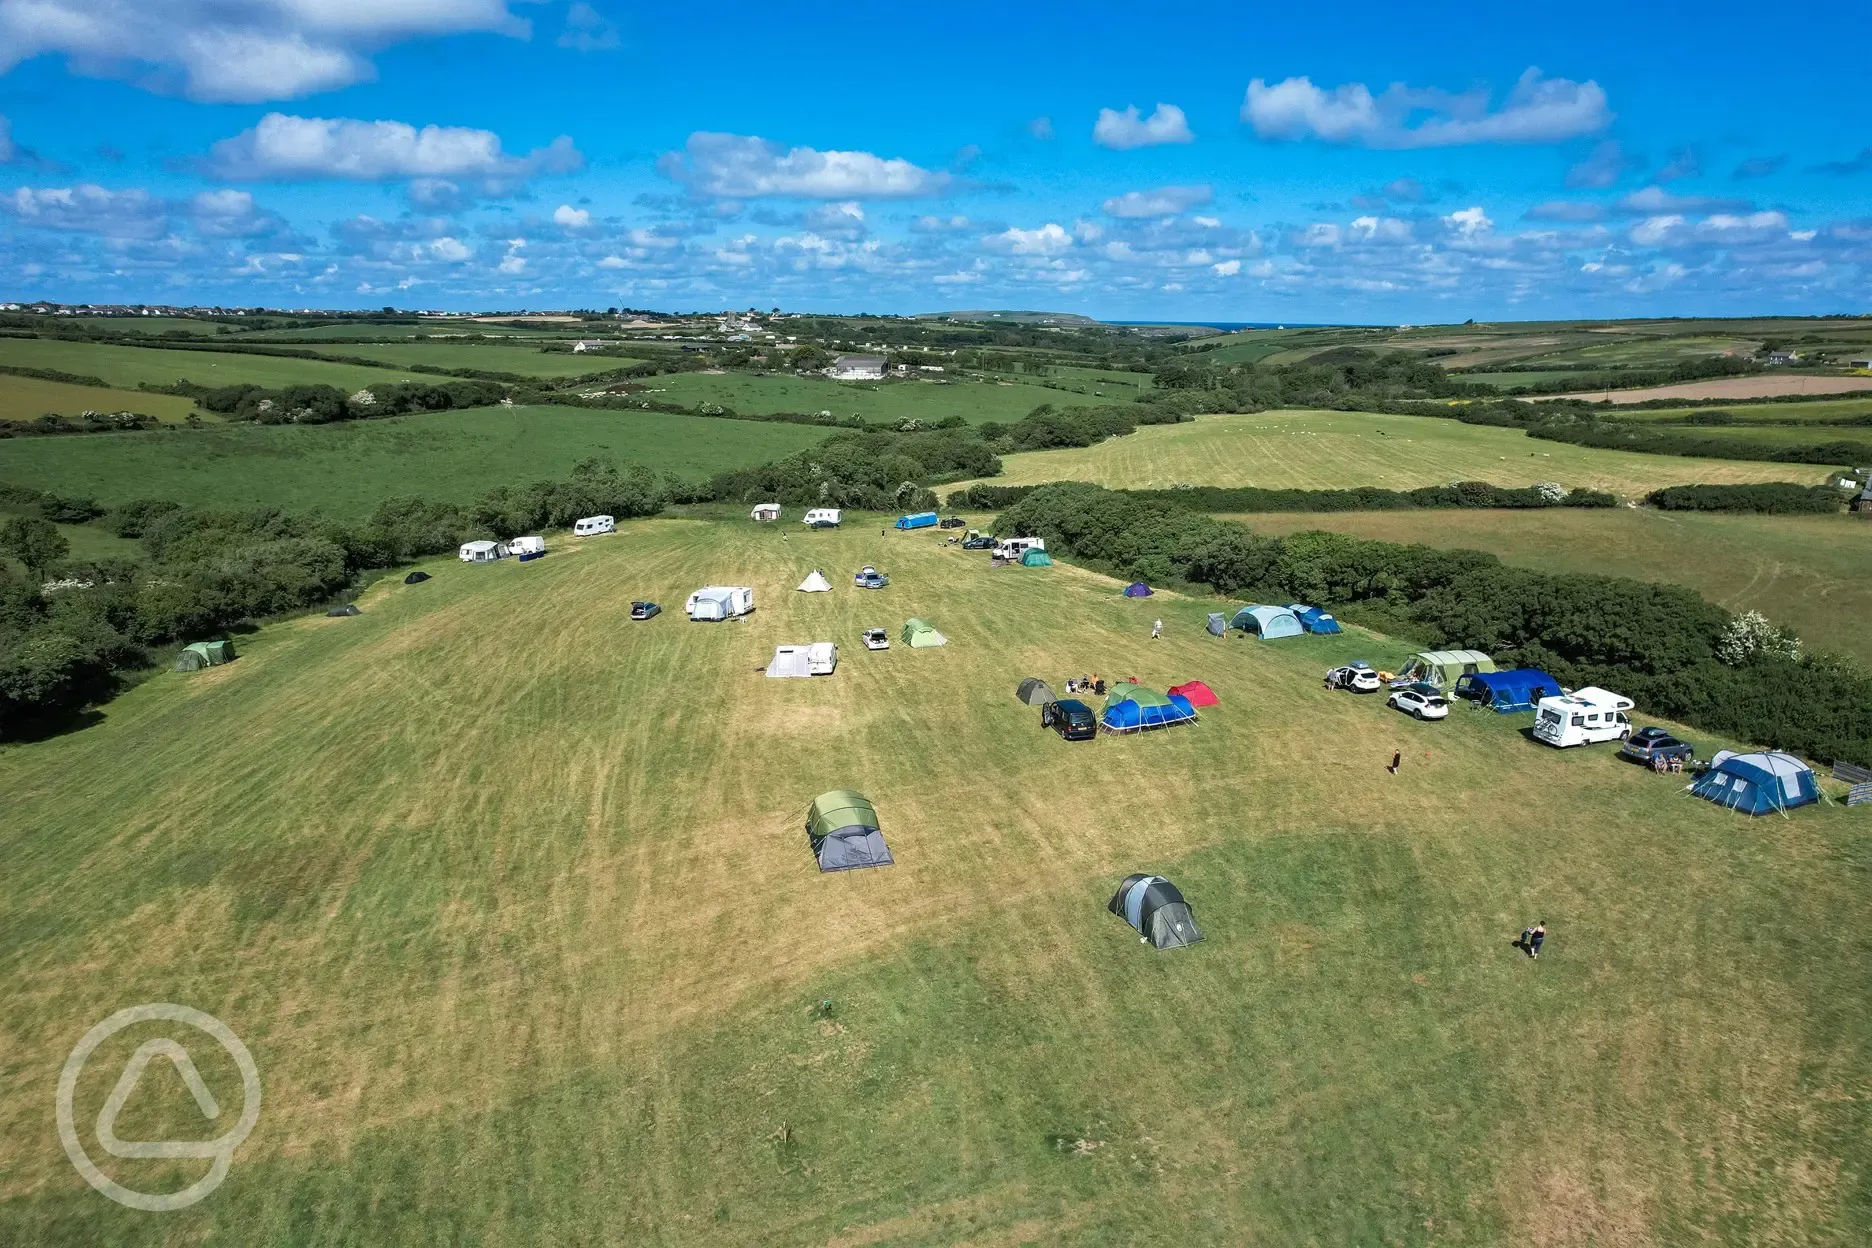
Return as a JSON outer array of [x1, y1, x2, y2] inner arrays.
[[1020, 548, 1053, 567], [1015, 677, 1055, 705], [404, 571, 431, 585], [806, 790, 894, 872], [1109, 874, 1203, 949]]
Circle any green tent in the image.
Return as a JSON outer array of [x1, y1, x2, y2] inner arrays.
[[805, 790, 894, 872], [1020, 548, 1053, 566], [900, 618, 947, 647], [174, 639, 236, 672], [1103, 683, 1170, 713]]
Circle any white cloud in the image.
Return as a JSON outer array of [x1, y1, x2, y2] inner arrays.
[[1445, 206, 1493, 238], [1102, 185, 1213, 218], [658, 132, 950, 199], [429, 236, 472, 262], [0, 0, 532, 102], [1212, 259, 1241, 276], [207, 114, 583, 190], [912, 214, 971, 232], [1243, 68, 1609, 148], [805, 200, 866, 235], [596, 254, 628, 269], [189, 188, 286, 237], [1093, 103, 1193, 151], [558, 2, 620, 52], [4, 183, 167, 238], [552, 204, 592, 228], [933, 270, 982, 284], [1617, 185, 1752, 215], [1629, 214, 1686, 246], [988, 223, 1073, 255]]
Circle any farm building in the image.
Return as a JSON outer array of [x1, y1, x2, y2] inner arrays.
[[571, 339, 606, 353], [1853, 485, 1872, 515], [1108, 874, 1203, 949], [750, 503, 781, 522], [1691, 751, 1820, 815], [827, 354, 887, 380], [174, 640, 235, 671], [1231, 605, 1304, 639], [806, 790, 894, 872]]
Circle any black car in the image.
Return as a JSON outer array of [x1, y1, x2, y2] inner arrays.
[[629, 601, 661, 620], [939, 516, 966, 528], [961, 535, 994, 550], [1041, 698, 1098, 741], [1619, 726, 1694, 766]]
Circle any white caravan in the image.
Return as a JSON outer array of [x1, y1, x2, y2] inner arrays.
[[685, 585, 756, 621], [993, 536, 1045, 560], [507, 535, 547, 557], [574, 515, 615, 537], [1533, 687, 1635, 748], [458, 540, 506, 563], [803, 508, 842, 528]]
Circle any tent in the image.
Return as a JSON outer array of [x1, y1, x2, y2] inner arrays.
[[1108, 874, 1204, 949], [1206, 612, 1228, 637], [1455, 668, 1560, 713], [797, 570, 832, 593], [901, 618, 947, 647], [806, 790, 894, 872], [1020, 548, 1053, 567], [1016, 677, 1055, 705], [1123, 582, 1154, 597], [326, 604, 360, 617], [1230, 605, 1304, 640], [173, 639, 235, 672], [1396, 649, 1496, 690], [766, 646, 812, 678], [1287, 605, 1343, 635], [1691, 751, 1821, 815], [1101, 686, 1198, 733], [1167, 680, 1218, 707], [403, 571, 430, 585]]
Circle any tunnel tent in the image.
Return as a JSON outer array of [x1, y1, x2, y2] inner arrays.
[[901, 618, 947, 647], [1020, 548, 1053, 567], [1108, 874, 1204, 949], [1016, 678, 1055, 705], [797, 570, 832, 593], [1230, 605, 1304, 639], [1101, 686, 1198, 733], [806, 790, 894, 871], [1206, 612, 1228, 637], [403, 571, 431, 585], [174, 640, 235, 672], [1691, 751, 1820, 816], [1397, 649, 1497, 690], [1455, 668, 1561, 713], [1123, 582, 1154, 597]]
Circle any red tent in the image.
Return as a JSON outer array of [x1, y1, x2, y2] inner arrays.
[[1168, 680, 1219, 707]]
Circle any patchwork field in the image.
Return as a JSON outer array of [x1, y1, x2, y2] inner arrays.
[[974, 409, 1824, 494], [637, 371, 1096, 423], [0, 519, 1865, 1243], [305, 343, 641, 378], [0, 406, 828, 513], [0, 338, 424, 393], [0, 375, 200, 423], [1224, 509, 1872, 665], [1609, 397, 1872, 423], [1554, 375, 1872, 404]]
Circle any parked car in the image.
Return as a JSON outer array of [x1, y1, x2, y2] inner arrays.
[[861, 627, 889, 650], [1620, 726, 1695, 766], [1326, 662, 1383, 693], [939, 516, 966, 529], [629, 601, 660, 620], [1040, 698, 1098, 741], [961, 535, 994, 551], [854, 565, 890, 589], [1388, 685, 1449, 720]]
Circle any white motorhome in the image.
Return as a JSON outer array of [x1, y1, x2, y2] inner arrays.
[[993, 536, 1045, 560], [685, 585, 756, 621], [574, 515, 615, 537], [1533, 686, 1635, 748], [507, 535, 547, 557], [803, 508, 842, 528], [459, 540, 506, 563], [806, 641, 837, 675]]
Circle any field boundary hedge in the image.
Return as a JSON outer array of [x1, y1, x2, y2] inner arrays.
[[949, 481, 1617, 511]]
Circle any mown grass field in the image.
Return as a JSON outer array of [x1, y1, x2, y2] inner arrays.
[[0, 376, 200, 423], [974, 409, 1825, 494], [305, 343, 641, 378], [0, 519, 1864, 1244], [0, 406, 827, 513], [1224, 509, 1872, 665], [638, 371, 1095, 423], [1610, 397, 1872, 423], [0, 338, 426, 393]]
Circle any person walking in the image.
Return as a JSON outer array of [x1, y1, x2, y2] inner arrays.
[[1530, 922, 1546, 959], [1151, 618, 1162, 640], [1388, 750, 1401, 775]]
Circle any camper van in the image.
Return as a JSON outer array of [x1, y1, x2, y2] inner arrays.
[[803, 508, 842, 528], [507, 535, 547, 557], [993, 536, 1046, 561], [684, 585, 756, 621], [574, 515, 615, 537], [807, 642, 838, 675], [458, 540, 506, 563], [1533, 686, 1635, 748]]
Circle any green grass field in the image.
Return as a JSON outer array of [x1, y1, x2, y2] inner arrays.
[[1223, 509, 1872, 665], [638, 372, 1097, 424], [0, 338, 427, 393], [0, 376, 200, 423], [305, 343, 640, 378], [0, 406, 828, 513], [0, 518, 1864, 1243], [973, 409, 1826, 494], [1606, 397, 1872, 424]]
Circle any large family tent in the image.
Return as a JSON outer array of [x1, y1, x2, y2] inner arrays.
[[1123, 582, 1154, 598], [797, 570, 832, 593], [766, 646, 812, 678], [1108, 874, 1204, 949], [1015, 677, 1055, 705], [900, 618, 947, 647], [403, 570, 431, 585], [1167, 680, 1219, 707], [1206, 612, 1228, 637], [1396, 649, 1496, 690], [1691, 751, 1820, 815], [1020, 548, 1053, 567], [1456, 668, 1561, 713], [1287, 605, 1343, 635], [173, 640, 235, 672], [1101, 686, 1198, 733], [1230, 604, 1304, 640], [806, 790, 894, 871]]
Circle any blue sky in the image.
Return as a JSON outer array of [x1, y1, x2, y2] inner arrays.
[[0, 0, 1868, 320]]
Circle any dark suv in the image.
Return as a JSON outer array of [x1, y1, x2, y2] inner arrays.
[[1041, 698, 1097, 741], [939, 516, 966, 529], [1619, 726, 1694, 766]]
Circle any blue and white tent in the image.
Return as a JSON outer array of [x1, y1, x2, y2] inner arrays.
[[1229, 604, 1304, 639], [1454, 668, 1562, 713], [1100, 687, 1199, 733], [1285, 604, 1343, 635], [1691, 751, 1820, 815], [1108, 874, 1203, 949]]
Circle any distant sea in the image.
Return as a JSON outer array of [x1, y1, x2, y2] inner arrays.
[[1108, 320, 1333, 331]]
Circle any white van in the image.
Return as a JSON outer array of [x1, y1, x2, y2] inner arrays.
[[574, 515, 615, 537], [806, 641, 838, 675], [459, 540, 506, 563], [803, 508, 842, 528], [1533, 686, 1635, 748], [684, 585, 756, 621], [993, 536, 1045, 560], [507, 535, 546, 557]]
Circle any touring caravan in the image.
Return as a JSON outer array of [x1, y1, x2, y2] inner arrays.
[[804, 508, 842, 528], [750, 503, 781, 522], [685, 585, 756, 621], [1533, 686, 1635, 748], [574, 515, 615, 537], [459, 540, 506, 563], [993, 536, 1045, 561]]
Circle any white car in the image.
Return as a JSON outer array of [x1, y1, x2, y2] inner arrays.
[[861, 627, 889, 650], [1388, 686, 1449, 720], [1327, 663, 1382, 693]]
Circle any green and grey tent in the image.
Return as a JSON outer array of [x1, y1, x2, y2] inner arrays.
[[1020, 548, 1052, 566], [900, 618, 947, 647], [1109, 874, 1203, 949], [174, 639, 235, 671], [1016, 677, 1055, 705], [806, 790, 894, 872]]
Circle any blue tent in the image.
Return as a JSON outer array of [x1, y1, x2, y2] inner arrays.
[[1454, 668, 1561, 713], [1123, 582, 1153, 597], [1100, 688, 1198, 733], [1691, 751, 1820, 815], [1286, 604, 1343, 635], [895, 511, 938, 530], [1229, 604, 1304, 640]]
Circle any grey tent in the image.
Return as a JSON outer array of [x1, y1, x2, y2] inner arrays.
[[1206, 612, 1227, 637], [1016, 677, 1055, 705], [1108, 874, 1204, 949], [806, 790, 894, 872], [403, 571, 431, 585], [326, 604, 360, 617]]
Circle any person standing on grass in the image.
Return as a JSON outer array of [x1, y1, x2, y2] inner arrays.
[[1530, 922, 1546, 959], [1388, 750, 1401, 775], [1151, 618, 1162, 640]]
